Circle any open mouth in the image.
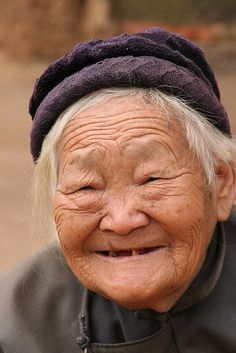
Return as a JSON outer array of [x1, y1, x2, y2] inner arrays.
[[97, 246, 162, 257]]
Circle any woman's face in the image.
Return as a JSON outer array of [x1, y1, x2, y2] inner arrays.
[[54, 96, 221, 312]]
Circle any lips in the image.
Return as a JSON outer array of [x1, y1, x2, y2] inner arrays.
[[98, 246, 161, 257]]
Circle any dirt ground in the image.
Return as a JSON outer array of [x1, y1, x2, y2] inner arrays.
[[0, 57, 236, 273]]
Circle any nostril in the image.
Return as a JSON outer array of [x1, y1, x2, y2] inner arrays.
[[99, 211, 150, 235]]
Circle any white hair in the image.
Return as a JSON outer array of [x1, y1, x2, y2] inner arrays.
[[31, 88, 236, 239]]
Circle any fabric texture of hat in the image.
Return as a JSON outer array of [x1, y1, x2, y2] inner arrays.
[[29, 27, 230, 162]]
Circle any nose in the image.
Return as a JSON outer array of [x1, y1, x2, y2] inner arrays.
[[99, 199, 150, 235]]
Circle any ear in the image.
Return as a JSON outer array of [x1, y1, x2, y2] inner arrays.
[[215, 161, 236, 221]]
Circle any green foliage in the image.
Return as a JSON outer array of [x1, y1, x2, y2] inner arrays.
[[114, 0, 236, 24]]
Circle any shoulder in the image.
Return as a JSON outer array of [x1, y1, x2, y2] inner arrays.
[[0, 244, 80, 310], [0, 245, 83, 352]]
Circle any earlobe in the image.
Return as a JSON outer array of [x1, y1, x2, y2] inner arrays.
[[215, 162, 236, 221]]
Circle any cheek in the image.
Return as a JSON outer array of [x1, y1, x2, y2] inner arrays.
[[142, 182, 216, 263], [144, 189, 205, 235], [169, 203, 215, 281], [53, 193, 102, 257]]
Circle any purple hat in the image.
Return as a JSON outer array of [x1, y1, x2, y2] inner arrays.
[[29, 27, 230, 162]]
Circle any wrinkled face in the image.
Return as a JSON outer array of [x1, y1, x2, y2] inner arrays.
[[54, 97, 219, 312]]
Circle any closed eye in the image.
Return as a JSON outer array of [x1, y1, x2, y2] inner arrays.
[[145, 177, 160, 183], [79, 185, 95, 191]]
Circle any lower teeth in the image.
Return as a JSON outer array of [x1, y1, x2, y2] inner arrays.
[[107, 247, 157, 257]]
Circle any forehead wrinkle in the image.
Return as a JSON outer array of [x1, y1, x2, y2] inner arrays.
[[64, 111, 151, 135], [117, 135, 175, 163], [117, 124, 179, 154], [59, 104, 185, 166], [76, 125, 176, 157], [66, 105, 169, 137], [70, 115, 166, 135], [60, 116, 169, 154], [74, 106, 160, 125], [60, 128, 183, 169], [59, 142, 107, 174]]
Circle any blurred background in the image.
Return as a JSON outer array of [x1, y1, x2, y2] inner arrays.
[[0, 0, 236, 272]]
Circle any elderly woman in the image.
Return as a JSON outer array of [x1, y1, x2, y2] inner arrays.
[[1, 28, 236, 353]]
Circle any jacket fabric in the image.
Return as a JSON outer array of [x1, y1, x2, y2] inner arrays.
[[0, 208, 236, 353]]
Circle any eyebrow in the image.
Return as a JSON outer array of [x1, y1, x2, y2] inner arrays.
[[119, 135, 173, 157], [65, 145, 106, 170]]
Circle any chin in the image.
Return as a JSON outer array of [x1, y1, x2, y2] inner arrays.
[[104, 290, 176, 313], [90, 279, 178, 313], [70, 255, 192, 313]]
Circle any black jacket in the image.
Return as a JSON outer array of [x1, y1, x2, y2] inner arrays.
[[1, 209, 236, 353]]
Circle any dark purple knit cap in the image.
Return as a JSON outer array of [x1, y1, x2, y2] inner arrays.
[[29, 27, 230, 162]]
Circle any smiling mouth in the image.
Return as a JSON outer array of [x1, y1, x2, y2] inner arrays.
[[97, 246, 163, 257]]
